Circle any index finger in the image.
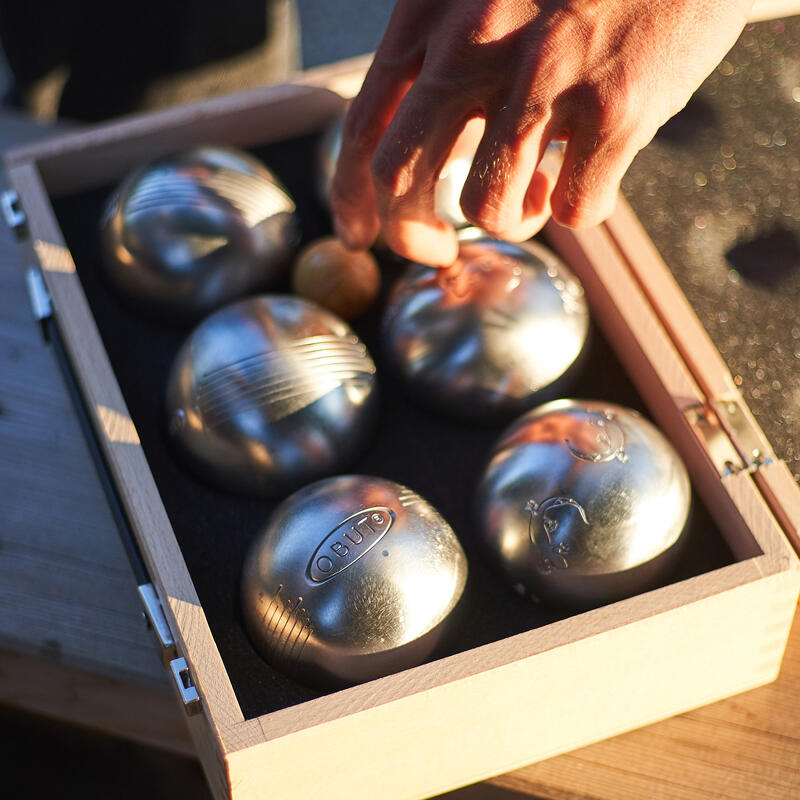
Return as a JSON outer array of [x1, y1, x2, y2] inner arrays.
[[331, 42, 422, 251]]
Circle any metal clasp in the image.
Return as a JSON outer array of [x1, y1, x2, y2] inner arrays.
[[169, 657, 201, 715], [137, 582, 177, 666], [24, 266, 53, 339], [684, 398, 774, 477], [713, 397, 774, 474], [1, 189, 26, 236]]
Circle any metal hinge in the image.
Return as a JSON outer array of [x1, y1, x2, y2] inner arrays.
[[1, 189, 26, 237], [170, 656, 202, 715], [684, 397, 774, 477], [137, 582, 178, 666]]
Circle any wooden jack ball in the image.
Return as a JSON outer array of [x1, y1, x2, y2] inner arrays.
[[292, 237, 380, 320]]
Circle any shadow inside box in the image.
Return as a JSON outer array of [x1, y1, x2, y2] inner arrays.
[[51, 129, 736, 722]]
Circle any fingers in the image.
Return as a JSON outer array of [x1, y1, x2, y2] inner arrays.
[[548, 84, 648, 228], [331, 57, 418, 252], [549, 127, 641, 229], [331, 0, 434, 253], [460, 108, 557, 242], [369, 80, 479, 266]]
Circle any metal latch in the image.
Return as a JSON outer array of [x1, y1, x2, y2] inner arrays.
[[170, 656, 201, 715], [24, 266, 53, 338], [1, 189, 26, 237], [713, 397, 774, 473], [137, 582, 177, 666], [684, 398, 774, 477]]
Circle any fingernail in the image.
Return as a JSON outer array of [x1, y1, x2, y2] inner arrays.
[[390, 221, 459, 267]]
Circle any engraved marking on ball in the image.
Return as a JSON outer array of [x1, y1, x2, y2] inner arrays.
[[525, 496, 590, 575], [126, 167, 295, 228], [566, 410, 629, 464], [483, 307, 519, 331], [307, 507, 395, 583], [260, 584, 313, 669], [194, 335, 375, 426], [397, 489, 423, 508]]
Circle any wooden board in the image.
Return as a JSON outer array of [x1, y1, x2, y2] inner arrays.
[[0, 108, 193, 760], [0, 112, 167, 686]]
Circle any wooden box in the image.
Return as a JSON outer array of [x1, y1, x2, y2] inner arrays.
[[5, 56, 800, 800]]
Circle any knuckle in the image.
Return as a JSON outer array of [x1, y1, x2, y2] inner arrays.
[[552, 188, 611, 228], [461, 190, 514, 236], [343, 107, 381, 156], [370, 144, 415, 201], [577, 78, 639, 144]]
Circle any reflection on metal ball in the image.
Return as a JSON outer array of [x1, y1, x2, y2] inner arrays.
[[241, 475, 468, 687], [477, 400, 692, 608], [165, 296, 378, 497], [100, 146, 300, 322], [382, 229, 590, 420]]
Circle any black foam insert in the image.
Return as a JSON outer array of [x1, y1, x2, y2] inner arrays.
[[52, 131, 735, 721]]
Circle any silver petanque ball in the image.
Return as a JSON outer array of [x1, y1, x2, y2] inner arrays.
[[382, 230, 590, 420], [477, 400, 692, 608], [165, 296, 378, 497], [241, 475, 468, 687], [100, 146, 300, 322]]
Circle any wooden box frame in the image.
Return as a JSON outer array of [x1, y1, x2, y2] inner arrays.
[[5, 56, 800, 800]]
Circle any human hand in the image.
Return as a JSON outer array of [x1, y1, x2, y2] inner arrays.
[[331, 0, 752, 266]]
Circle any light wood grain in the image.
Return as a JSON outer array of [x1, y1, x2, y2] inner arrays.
[[4, 83, 348, 198], [755, 461, 800, 556], [494, 598, 800, 800], [603, 197, 740, 403], [227, 560, 798, 800]]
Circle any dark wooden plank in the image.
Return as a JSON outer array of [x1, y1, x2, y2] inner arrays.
[[0, 111, 167, 687]]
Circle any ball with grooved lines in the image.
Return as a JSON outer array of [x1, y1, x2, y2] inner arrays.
[[165, 296, 378, 497], [100, 146, 299, 322]]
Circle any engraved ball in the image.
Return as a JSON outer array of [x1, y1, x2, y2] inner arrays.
[[100, 146, 299, 322], [165, 296, 378, 497], [477, 400, 692, 608], [382, 230, 590, 420], [241, 475, 468, 687]]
